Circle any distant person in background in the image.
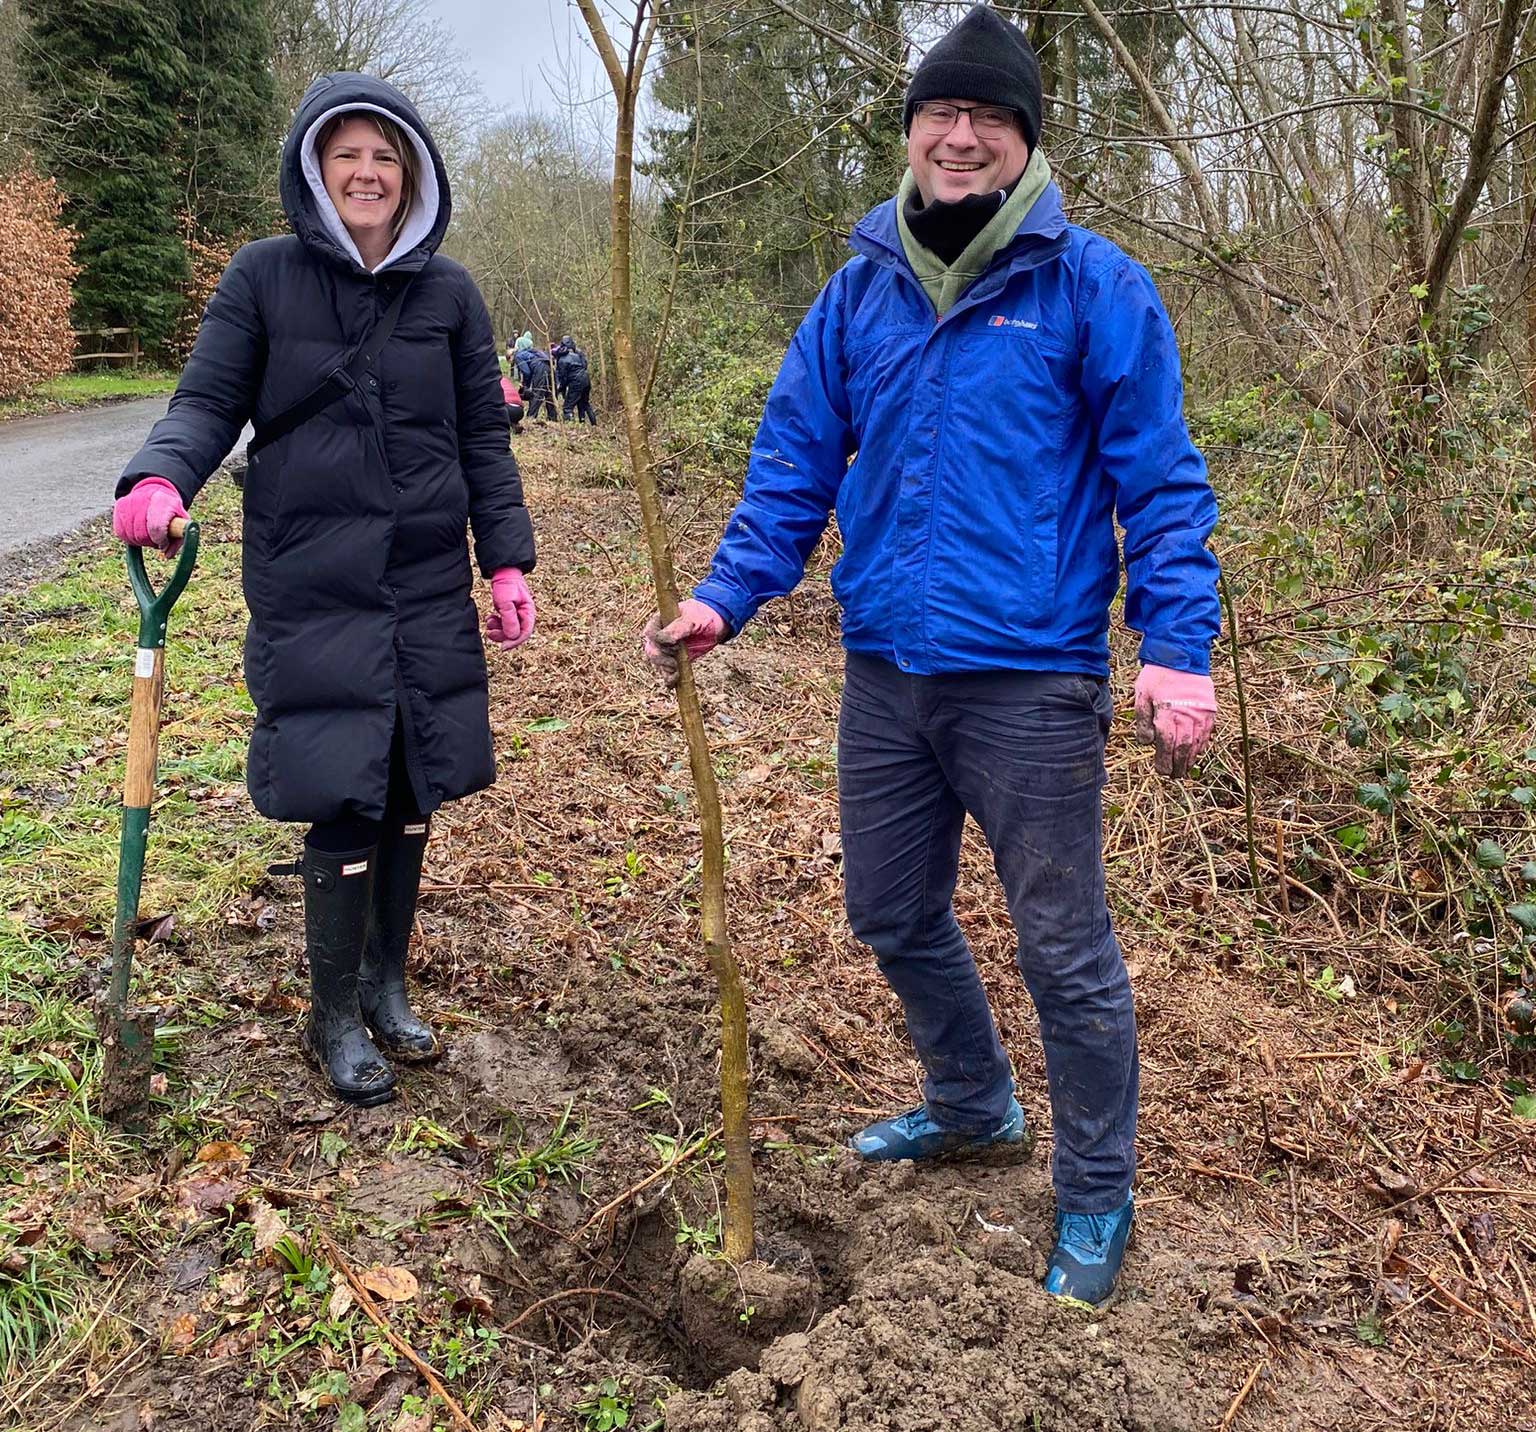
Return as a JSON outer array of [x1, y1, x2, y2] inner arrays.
[[515, 335, 556, 422], [554, 335, 595, 425], [500, 371, 524, 433]]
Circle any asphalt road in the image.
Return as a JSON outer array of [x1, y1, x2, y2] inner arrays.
[[0, 396, 177, 557]]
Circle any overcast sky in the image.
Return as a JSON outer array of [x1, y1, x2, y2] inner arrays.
[[428, 0, 610, 115]]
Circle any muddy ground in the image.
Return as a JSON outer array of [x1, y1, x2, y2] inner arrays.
[[12, 425, 1536, 1432]]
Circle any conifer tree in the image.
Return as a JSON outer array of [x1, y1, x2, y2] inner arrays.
[[19, 0, 190, 351], [176, 0, 280, 240]]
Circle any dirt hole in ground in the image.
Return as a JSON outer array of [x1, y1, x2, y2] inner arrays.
[[455, 977, 1245, 1431], [592, 1208, 853, 1391]]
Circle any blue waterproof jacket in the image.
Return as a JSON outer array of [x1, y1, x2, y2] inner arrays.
[[692, 182, 1219, 676], [515, 347, 551, 390]]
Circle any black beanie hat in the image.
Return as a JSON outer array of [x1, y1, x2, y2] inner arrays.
[[902, 5, 1042, 151]]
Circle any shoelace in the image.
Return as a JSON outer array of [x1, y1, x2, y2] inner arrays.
[[888, 1106, 932, 1136], [1057, 1210, 1122, 1259]]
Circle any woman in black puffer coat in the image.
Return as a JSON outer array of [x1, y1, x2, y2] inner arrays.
[[113, 74, 536, 1108]]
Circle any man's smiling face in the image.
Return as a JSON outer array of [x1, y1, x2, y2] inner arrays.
[[908, 97, 1030, 205]]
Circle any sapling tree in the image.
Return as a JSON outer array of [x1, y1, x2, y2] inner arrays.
[[573, 0, 756, 1264]]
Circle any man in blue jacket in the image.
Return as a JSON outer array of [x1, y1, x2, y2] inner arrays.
[[644, 5, 1219, 1305]]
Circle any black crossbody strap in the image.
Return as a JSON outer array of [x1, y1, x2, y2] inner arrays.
[[248, 268, 420, 456]]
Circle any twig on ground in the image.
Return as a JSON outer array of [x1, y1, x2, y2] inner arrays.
[[1218, 1356, 1266, 1430], [313, 1228, 478, 1432], [577, 1124, 722, 1234], [1187, 1162, 1266, 1188], [1422, 1270, 1536, 1366], [503, 1284, 667, 1333], [1334, 1357, 1403, 1418]]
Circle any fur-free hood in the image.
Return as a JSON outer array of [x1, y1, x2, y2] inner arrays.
[[279, 72, 452, 275]]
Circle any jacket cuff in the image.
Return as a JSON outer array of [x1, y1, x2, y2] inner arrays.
[[116, 461, 198, 504], [1138, 635, 1211, 675], [691, 584, 747, 639], [474, 512, 536, 578]]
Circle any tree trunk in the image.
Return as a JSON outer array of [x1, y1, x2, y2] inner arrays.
[[574, 0, 757, 1266]]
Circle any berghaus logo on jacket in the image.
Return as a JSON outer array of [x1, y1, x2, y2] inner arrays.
[[989, 315, 1038, 329]]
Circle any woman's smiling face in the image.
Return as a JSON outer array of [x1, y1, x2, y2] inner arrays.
[[321, 117, 403, 251]]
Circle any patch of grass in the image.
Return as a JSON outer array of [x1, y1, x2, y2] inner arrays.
[[484, 1103, 598, 1197], [388, 1117, 463, 1154], [0, 369, 179, 421], [0, 478, 285, 937], [1, 1026, 105, 1142], [471, 1104, 599, 1248], [0, 478, 289, 1376], [0, 1229, 86, 1376]]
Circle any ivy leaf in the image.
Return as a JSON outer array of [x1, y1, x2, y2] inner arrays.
[[1474, 839, 1507, 870], [1357, 783, 1394, 815], [1336, 824, 1370, 852], [1440, 1059, 1481, 1083], [1507, 904, 1536, 933], [526, 716, 570, 734], [1354, 1314, 1387, 1346], [1512, 1094, 1536, 1120]]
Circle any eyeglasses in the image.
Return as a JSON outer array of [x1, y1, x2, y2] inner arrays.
[[913, 102, 1018, 139]]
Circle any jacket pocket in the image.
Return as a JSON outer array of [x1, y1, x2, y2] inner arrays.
[[939, 330, 1071, 630], [243, 442, 288, 526]]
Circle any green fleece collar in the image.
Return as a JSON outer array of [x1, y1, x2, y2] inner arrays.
[[896, 149, 1053, 316]]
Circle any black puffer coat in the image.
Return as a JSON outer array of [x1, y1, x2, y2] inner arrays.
[[118, 74, 534, 825]]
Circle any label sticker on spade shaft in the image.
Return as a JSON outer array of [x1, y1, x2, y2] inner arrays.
[[135, 649, 156, 678]]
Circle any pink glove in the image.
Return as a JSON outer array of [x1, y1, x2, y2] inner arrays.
[[485, 567, 535, 649], [642, 598, 729, 689], [1134, 665, 1217, 778], [112, 477, 187, 555]]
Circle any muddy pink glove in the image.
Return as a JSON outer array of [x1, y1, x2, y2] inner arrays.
[[112, 477, 187, 556], [643, 598, 729, 689], [1134, 665, 1217, 779], [485, 567, 535, 649]]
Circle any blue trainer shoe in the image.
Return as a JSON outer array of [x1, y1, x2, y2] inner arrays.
[[850, 1096, 1030, 1163], [1044, 1197, 1135, 1306]]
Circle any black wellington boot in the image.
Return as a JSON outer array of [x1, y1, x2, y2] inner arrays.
[[358, 817, 440, 1062], [299, 844, 398, 1106]]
